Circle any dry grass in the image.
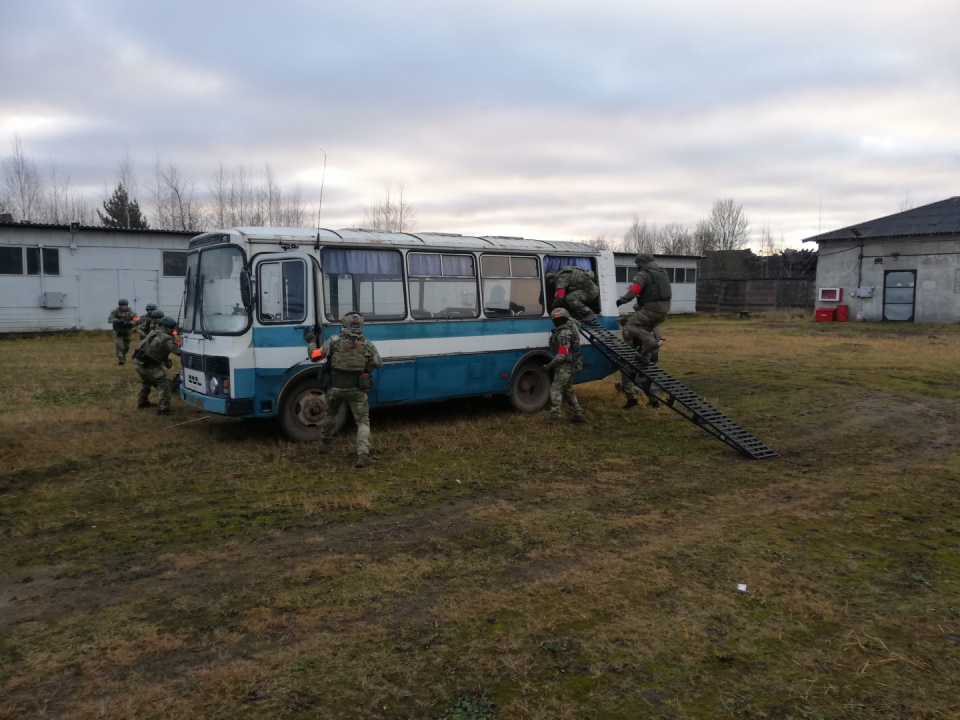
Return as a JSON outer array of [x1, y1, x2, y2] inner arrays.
[[2, 319, 960, 719]]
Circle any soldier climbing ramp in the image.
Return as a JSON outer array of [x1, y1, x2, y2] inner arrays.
[[579, 319, 778, 460]]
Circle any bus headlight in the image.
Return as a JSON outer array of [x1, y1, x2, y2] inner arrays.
[[209, 376, 220, 395]]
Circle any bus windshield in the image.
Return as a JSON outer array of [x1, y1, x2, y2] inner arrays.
[[183, 246, 249, 335]]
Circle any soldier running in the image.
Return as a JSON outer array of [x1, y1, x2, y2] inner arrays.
[[307, 312, 383, 468], [133, 316, 181, 415], [543, 307, 586, 425], [108, 299, 137, 365], [615, 253, 672, 409], [549, 265, 599, 321]]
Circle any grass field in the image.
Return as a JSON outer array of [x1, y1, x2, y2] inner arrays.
[[2, 315, 959, 719]]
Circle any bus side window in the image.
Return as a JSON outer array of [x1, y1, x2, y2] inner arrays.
[[321, 248, 406, 321], [481, 255, 543, 318], [407, 253, 479, 320]]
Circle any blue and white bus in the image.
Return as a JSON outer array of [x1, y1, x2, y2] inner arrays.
[[177, 228, 621, 440]]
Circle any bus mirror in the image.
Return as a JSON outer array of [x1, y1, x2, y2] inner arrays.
[[240, 269, 253, 311]]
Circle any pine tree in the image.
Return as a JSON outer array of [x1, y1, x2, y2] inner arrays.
[[98, 183, 148, 229]]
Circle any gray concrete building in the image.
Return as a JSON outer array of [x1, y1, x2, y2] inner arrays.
[[0, 221, 195, 332], [803, 197, 960, 323]]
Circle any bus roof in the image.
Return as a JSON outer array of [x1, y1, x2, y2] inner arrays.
[[218, 227, 601, 254]]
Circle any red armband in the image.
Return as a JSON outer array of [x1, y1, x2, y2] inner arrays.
[[557, 346, 569, 356], [629, 283, 642, 294], [555, 289, 566, 297], [311, 349, 323, 361]]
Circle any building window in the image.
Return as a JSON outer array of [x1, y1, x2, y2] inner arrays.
[[686, 268, 696, 284], [480, 255, 542, 317], [0, 247, 23, 275], [407, 253, 479, 319], [615, 266, 629, 283], [163, 251, 188, 277], [42, 248, 60, 275], [322, 247, 406, 321], [26, 247, 41, 275], [258, 259, 306, 324]]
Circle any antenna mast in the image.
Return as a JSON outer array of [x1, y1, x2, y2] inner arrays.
[[315, 148, 327, 250]]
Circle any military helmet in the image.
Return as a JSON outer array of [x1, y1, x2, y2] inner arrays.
[[145, 303, 157, 312], [118, 298, 129, 306], [159, 316, 177, 329], [634, 253, 655, 268], [151, 309, 165, 319], [342, 311, 364, 330], [551, 307, 571, 325]]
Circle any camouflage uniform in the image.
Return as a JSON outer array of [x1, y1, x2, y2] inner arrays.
[[620, 326, 662, 403], [307, 314, 383, 467], [108, 303, 137, 364], [616, 254, 672, 362], [551, 266, 599, 319], [134, 321, 181, 413], [543, 308, 584, 423], [134, 307, 161, 341]]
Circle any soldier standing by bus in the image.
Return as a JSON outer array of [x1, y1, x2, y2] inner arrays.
[[616, 253, 671, 363], [134, 304, 161, 341], [306, 312, 383, 468], [543, 307, 586, 425], [133, 317, 181, 414], [108, 299, 137, 365]]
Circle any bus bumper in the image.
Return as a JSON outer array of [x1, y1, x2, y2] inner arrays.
[[180, 387, 254, 416]]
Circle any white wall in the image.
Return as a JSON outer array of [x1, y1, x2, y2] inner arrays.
[[0, 225, 193, 332]]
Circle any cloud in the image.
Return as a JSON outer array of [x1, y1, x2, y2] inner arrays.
[[1, 0, 959, 247]]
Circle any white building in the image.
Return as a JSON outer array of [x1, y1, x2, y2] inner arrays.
[[613, 253, 700, 314], [803, 197, 960, 323], [0, 221, 195, 332]]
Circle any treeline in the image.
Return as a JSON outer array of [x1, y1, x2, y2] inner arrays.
[[593, 198, 775, 256], [0, 137, 306, 232]]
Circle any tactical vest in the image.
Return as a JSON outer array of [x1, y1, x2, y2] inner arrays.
[[636, 264, 672, 305], [329, 332, 369, 373], [113, 308, 136, 334], [140, 329, 171, 363], [549, 323, 580, 354]]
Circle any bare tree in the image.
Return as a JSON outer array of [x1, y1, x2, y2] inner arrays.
[[151, 152, 204, 231], [116, 148, 140, 229], [899, 192, 918, 212], [584, 234, 610, 250], [619, 216, 659, 253], [2, 136, 45, 222], [692, 219, 715, 256], [757, 223, 783, 256], [659, 222, 694, 255], [708, 198, 750, 251], [362, 182, 416, 232]]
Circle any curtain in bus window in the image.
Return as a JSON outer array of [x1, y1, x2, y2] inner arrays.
[[442, 254, 474, 276], [322, 248, 405, 321], [408, 253, 442, 276], [543, 256, 592, 274]]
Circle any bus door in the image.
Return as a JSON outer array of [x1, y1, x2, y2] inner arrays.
[[252, 252, 317, 375]]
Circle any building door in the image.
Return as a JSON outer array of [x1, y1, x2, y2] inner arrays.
[[120, 270, 159, 316], [78, 270, 120, 330], [883, 270, 916, 322]]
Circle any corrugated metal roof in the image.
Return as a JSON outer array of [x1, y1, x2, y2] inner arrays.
[[0, 220, 196, 235], [804, 196, 960, 243]]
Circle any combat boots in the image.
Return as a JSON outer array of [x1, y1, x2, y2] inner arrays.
[[569, 413, 586, 424], [156, 408, 171, 416], [137, 401, 154, 409], [543, 415, 563, 425], [318, 440, 331, 454], [623, 398, 639, 410], [355, 455, 377, 468]]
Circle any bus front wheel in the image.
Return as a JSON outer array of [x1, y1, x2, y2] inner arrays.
[[278, 379, 348, 442], [509, 362, 550, 413]]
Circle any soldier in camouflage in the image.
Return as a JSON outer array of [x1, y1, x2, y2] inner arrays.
[[108, 299, 137, 365], [134, 316, 181, 415], [616, 253, 671, 360], [618, 326, 664, 409], [134, 305, 162, 340], [543, 307, 586, 425], [306, 311, 383, 468], [550, 266, 599, 321]]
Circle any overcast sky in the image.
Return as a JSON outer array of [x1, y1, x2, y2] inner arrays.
[[2, 0, 958, 247]]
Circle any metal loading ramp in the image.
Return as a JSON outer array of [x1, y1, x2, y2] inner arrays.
[[579, 319, 778, 460]]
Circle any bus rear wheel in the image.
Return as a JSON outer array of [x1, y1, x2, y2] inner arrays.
[[509, 362, 550, 413], [279, 378, 348, 442]]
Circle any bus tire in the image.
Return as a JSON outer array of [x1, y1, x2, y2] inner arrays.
[[278, 378, 348, 442], [509, 361, 550, 413]]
